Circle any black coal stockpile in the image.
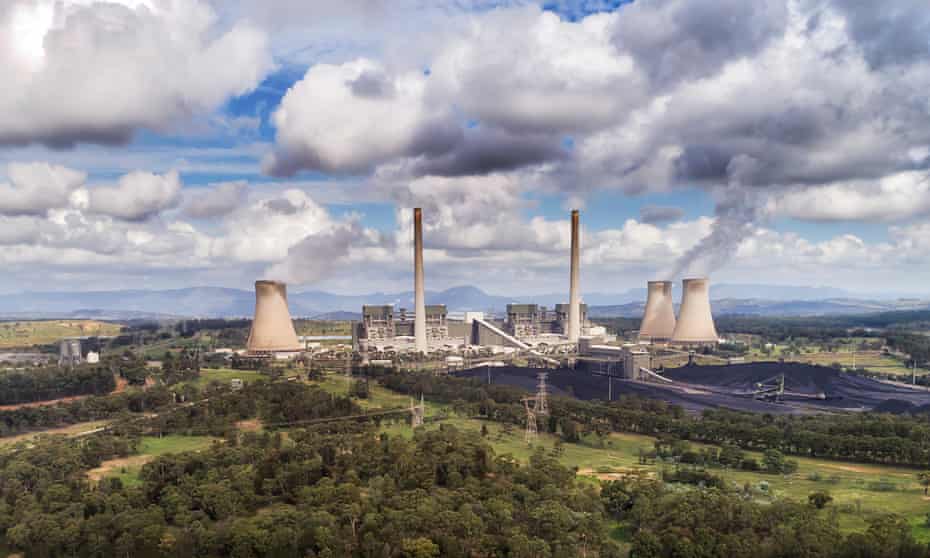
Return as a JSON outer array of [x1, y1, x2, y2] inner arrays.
[[456, 362, 930, 414], [663, 362, 930, 410]]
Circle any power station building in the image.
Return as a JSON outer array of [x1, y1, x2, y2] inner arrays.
[[504, 303, 589, 339], [359, 303, 457, 350]]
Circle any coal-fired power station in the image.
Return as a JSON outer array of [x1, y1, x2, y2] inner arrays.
[[671, 277, 718, 346], [247, 280, 302, 355], [638, 281, 676, 344]]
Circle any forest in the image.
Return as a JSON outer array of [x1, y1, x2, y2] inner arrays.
[[375, 369, 930, 468], [0, 365, 115, 405], [0, 381, 621, 558]]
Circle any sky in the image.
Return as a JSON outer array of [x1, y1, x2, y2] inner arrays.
[[0, 0, 929, 296]]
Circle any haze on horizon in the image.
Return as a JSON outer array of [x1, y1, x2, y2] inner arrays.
[[1, 0, 929, 296]]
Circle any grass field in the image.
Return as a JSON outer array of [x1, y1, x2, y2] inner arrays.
[[88, 435, 217, 487], [0, 320, 122, 348], [311, 373, 448, 414], [381, 416, 930, 542]]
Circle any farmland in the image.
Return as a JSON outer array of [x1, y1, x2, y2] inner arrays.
[[0, 320, 121, 348]]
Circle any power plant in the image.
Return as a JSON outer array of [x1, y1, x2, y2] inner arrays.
[[638, 281, 676, 344], [246, 280, 302, 357], [354, 208, 597, 354], [671, 277, 719, 346]]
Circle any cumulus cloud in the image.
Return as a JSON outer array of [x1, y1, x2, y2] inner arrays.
[[183, 181, 248, 219], [0, 162, 86, 216], [264, 59, 445, 175], [0, 0, 272, 147], [87, 170, 182, 221], [774, 171, 930, 222]]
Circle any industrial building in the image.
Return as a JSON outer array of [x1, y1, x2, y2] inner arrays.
[[246, 280, 303, 358], [356, 208, 591, 355], [59, 339, 82, 367], [358, 303, 465, 351]]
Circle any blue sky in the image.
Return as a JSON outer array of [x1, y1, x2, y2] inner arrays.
[[0, 0, 928, 296]]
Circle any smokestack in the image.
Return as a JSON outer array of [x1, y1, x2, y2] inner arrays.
[[414, 208, 427, 353], [247, 280, 301, 353], [639, 281, 676, 344], [567, 209, 581, 343], [671, 277, 718, 346]]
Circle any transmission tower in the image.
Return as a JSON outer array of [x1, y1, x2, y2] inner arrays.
[[522, 397, 538, 443], [534, 372, 549, 416], [410, 394, 425, 428]]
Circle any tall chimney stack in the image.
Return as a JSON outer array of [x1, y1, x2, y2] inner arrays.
[[567, 209, 581, 343], [414, 208, 427, 353]]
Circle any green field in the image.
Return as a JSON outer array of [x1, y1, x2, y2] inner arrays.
[[311, 373, 448, 414], [91, 435, 217, 487], [382, 417, 930, 542], [0, 320, 122, 348]]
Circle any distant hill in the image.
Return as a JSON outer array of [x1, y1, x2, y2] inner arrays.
[[0, 284, 925, 320]]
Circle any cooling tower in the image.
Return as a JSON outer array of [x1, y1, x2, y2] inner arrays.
[[671, 277, 718, 346], [639, 281, 676, 343], [413, 208, 427, 353], [247, 280, 302, 353], [567, 209, 581, 343]]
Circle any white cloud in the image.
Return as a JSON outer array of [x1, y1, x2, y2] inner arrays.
[[183, 181, 248, 218], [774, 171, 930, 222], [0, 0, 272, 147], [87, 170, 183, 221], [0, 162, 86, 216]]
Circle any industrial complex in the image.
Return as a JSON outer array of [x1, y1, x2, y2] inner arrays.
[[245, 207, 724, 382]]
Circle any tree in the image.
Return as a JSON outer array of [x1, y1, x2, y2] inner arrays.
[[763, 449, 786, 474], [561, 419, 580, 443], [918, 471, 930, 495], [808, 491, 833, 509]]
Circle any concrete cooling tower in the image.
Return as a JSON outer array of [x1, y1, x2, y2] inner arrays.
[[638, 281, 676, 344], [247, 280, 302, 354], [671, 277, 718, 346]]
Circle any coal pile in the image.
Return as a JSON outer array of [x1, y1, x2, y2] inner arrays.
[[663, 362, 930, 411], [456, 362, 930, 415]]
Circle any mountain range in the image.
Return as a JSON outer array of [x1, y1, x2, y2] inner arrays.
[[0, 284, 926, 320]]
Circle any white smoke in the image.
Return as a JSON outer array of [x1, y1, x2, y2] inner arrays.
[[667, 157, 771, 279], [263, 224, 362, 285]]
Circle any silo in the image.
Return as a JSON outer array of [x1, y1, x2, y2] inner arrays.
[[671, 277, 718, 346], [639, 281, 676, 344], [247, 280, 302, 354]]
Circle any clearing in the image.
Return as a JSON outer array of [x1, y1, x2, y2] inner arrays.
[[0, 320, 121, 348], [87, 435, 217, 487]]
